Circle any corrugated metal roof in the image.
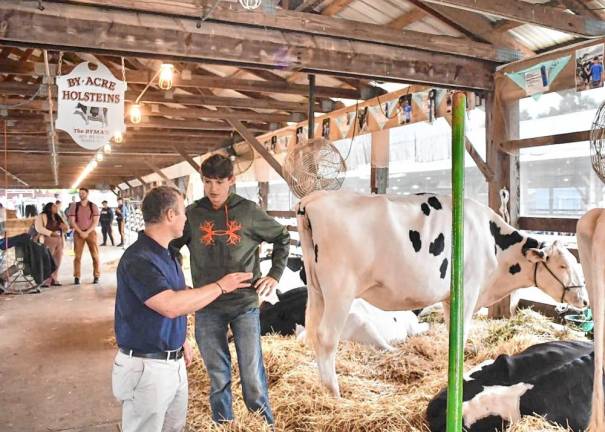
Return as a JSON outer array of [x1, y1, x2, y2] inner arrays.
[[329, 0, 585, 59]]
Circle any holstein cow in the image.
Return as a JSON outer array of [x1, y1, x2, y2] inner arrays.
[[260, 287, 308, 336], [74, 103, 109, 127], [296, 298, 429, 351], [296, 191, 588, 397], [577, 208, 605, 432], [427, 340, 601, 431]]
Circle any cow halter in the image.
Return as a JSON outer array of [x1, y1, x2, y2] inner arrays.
[[533, 261, 584, 304]]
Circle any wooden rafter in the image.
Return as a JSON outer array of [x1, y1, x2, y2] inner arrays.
[[420, 0, 605, 37], [322, 0, 354, 16], [411, 1, 535, 58]]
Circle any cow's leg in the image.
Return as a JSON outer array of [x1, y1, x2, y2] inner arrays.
[[442, 300, 450, 329], [316, 284, 355, 397], [304, 285, 324, 353]]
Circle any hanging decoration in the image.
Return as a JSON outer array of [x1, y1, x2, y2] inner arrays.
[[505, 55, 570, 97], [55, 62, 126, 150], [239, 0, 262, 10]]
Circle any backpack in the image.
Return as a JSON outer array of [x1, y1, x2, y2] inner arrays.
[[75, 201, 94, 218]]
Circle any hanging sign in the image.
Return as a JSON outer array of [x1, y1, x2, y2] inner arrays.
[[55, 62, 126, 150]]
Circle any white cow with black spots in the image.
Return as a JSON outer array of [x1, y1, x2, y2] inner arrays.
[[577, 208, 605, 432], [296, 191, 588, 397]]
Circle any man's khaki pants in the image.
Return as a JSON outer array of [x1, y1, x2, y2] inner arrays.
[[112, 351, 188, 432], [73, 231, 100, 279]]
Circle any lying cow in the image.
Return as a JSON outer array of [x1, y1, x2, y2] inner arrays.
[[427, 340, 601, 431], [577, 209, 605, 432], [260, 287, 307, 336], [296, 298, 429, 351], [296, 191, 588, 396]]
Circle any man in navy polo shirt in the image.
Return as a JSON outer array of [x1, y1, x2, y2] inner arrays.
[[112, 186, 252, 432]]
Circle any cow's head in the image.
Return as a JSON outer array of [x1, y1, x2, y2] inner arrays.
[[526, 241, 589, 308]]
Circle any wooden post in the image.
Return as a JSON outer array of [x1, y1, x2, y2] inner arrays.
[[371, 129, 390, 194], [486, 91, 520, 319]]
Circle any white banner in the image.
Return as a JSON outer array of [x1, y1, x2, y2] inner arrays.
[[55, 62, 126, 150]]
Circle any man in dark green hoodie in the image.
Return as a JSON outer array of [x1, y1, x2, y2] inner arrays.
[[171, 154, 289, 426]]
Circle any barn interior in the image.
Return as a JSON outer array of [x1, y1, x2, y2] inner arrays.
[[1, 1, 605, 431]]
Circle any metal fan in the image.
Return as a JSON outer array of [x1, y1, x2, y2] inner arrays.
[[283, 137, 347, 199], [225, 142, 255, 176], [590, 101, 605, 183]]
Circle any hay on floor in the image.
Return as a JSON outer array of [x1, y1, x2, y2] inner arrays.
[[185, 309, 585, 431]]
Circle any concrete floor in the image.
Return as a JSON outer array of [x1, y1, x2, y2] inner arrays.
[[0, 235, 124, 432]]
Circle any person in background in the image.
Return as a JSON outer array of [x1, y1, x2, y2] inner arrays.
[[35, 202, 68, 287], [55, 200, 67, 224], [66, 187, 100, 285], [100, 200, 115, 247], [591, 56, 603, 89], [112, 186, 252, 432], [115, 197, 127, 247]]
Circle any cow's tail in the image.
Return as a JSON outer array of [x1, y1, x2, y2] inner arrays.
[[296, 200, 324, 353]]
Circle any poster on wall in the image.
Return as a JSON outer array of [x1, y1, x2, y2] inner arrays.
[[505, 55, 570, 97], [55, 62, 126, 150], [575, 44, 604, 91]]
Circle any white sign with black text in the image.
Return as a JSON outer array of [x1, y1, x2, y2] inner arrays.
[[55, 62, 126, 150]]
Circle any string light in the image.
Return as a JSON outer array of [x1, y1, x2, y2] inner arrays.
[[71, 156, 98, 189], [96, 152, 104, 162], [158, 63, 174, 90], [104, 143, 112, 154], [129, 104, 142, 124], [113, 130, 123, 143]]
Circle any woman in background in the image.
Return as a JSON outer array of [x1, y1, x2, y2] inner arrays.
[[35, 202, 68, 287]]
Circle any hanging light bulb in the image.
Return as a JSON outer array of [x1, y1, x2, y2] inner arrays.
[[239, 0, 262, 10], [129, 104, 142, 124], [113, 130, 123, 143], [104, 143, 112, 154], [96, 152, 104, 162], [158, 63, 174, 90]]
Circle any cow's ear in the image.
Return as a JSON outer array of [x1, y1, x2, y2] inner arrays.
[[526, 248, 547, 263]]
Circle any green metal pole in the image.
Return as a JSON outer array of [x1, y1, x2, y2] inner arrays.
[[446, 92, 466, 432]]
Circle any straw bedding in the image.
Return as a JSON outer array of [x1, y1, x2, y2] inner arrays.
[[184, 309, 586, 431]]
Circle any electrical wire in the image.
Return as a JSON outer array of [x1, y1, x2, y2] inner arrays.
[[0, 84, 44, 109], [341, 99, 359, 162], [196, 0, 222, 28]]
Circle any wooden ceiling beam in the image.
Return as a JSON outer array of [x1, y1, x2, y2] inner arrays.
[[420, 0, 605, 37], [561, 0, 605, 20], [143, 160, 177, 188], [0, 59, 362, 99], [322, 0, 354, 16], [141, 105, 300, 123], [125, 117, 270, 132], [0, 2, 494, 89], [412, 1, 535, 58], [173, 144, 201, 172], [387, 8, 429, 30]]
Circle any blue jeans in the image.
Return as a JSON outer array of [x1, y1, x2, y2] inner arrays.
[[195, 307, 274, 425]]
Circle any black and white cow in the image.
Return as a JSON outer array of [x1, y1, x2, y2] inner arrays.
[[74, 103, 109, 127], [296, 191, 589, 396], [427, 340, 602, 431], [296, 298, 429, 351], [260, 287, 308, 336]]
